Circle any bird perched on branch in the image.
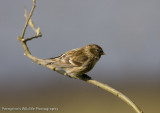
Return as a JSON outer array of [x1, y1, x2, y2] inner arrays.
[[44, 44, 105, 78]]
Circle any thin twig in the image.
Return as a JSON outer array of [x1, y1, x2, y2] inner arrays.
[[86, 80, 143, 113], [21, 0, 36, 39], [23, 33, 42, 42], [18, 0, 143, 113]]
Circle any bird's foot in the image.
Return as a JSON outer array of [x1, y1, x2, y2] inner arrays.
[[78, 74, 92, 81]]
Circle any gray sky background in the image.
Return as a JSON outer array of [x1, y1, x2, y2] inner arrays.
[[1, 0, 160, 84], [0, 0, 160, 112]]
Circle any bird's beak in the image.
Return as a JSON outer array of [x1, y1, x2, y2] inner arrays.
[[101, 52, 106, 55]]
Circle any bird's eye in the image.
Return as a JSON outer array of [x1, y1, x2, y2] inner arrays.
[[96, 49, 100, 52]]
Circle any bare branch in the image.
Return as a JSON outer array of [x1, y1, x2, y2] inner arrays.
[[24, 6, 41, 35], [23, 33, 42, 42], [21, 0, 36, 39], [18, 0, 143, 113], [86, 80, 143, 113]]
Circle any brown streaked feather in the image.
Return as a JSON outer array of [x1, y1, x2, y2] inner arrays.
[[45, 48, 88, 68], [43, 44, 104, 76]]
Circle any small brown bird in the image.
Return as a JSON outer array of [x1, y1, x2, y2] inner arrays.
[[44, 44, 105, 77]]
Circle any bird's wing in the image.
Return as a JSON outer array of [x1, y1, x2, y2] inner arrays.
[[45, 48, 88, 68]]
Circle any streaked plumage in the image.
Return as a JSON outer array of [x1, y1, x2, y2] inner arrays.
[[44, 44, 105, 77]]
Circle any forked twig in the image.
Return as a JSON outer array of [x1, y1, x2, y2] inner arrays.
[[18, 0, 143, 113], [21, 0, 36, 39]]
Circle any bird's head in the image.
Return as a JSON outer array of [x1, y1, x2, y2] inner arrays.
[[85, 44, 105, 58]]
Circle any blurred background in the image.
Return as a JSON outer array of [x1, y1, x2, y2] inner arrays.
[[0, 0, 160, 113]]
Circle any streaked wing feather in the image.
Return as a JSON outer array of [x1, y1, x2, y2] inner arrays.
[[45, 48, 88, 68]]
